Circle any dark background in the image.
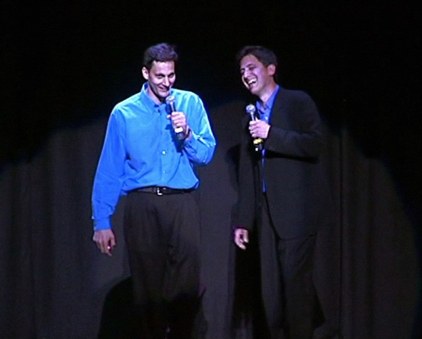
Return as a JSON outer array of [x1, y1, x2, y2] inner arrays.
[[1, 1, 421, 338]]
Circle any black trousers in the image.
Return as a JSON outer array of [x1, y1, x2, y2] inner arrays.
[[123, 190, 202, 339], [259, 194, 317, 339]]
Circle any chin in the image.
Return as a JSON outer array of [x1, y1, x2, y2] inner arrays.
[[249, 87, 258, 95], [158, 92, 169, 100]]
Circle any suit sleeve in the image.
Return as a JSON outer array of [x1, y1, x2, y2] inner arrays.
[[264, 91, 324, 159], [234, 115, 257, 231]]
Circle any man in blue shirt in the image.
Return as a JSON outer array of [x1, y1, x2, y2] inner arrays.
[[92, 43, 216, 338], [233, 46, 333, 339]]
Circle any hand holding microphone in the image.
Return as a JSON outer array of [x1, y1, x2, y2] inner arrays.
[[246, 104, 270, 152], [166, 95, 189, 140]]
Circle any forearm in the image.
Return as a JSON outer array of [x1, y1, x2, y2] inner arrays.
[[91, 172, 123, 230], [183, 130, 216, 165], [265, 125, 324, 159]]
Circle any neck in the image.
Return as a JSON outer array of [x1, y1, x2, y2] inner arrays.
[[259, 82, 277, 105]]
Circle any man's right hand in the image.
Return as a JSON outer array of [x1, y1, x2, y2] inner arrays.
[[234, 228, 249, 250], [93, 229, 116, 256]]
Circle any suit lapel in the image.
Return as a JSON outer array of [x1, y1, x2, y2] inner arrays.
[[270, 87, 288, 127]]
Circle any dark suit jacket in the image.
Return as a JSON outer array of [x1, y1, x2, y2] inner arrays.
[[236, 87, 333, 239]]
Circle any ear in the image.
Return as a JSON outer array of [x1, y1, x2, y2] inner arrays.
[[267, 64, 276, 76], [141, 67, 149, 80]]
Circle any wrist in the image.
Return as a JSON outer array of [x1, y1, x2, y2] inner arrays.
[[182, 126, 192, 141]]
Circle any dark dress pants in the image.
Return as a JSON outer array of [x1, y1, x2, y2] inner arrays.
[[259, 194, 317, 339], [124, 190, 202, 339]]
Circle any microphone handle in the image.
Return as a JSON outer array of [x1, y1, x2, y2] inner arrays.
[[248, 112, 263, 151], [253, 138, 263, 152]]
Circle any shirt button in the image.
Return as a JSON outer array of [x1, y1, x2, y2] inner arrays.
[[162, 151, 166, 155]]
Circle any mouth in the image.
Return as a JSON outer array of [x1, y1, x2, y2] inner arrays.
[[246, 78, 257, 87]]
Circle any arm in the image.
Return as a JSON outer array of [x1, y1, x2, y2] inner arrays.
[[265, 93, 324, 159], [232, 116, 257, 249], [180, 96, 216, 166], [233, 115, 257, 232], [91, 109, 126, 252]]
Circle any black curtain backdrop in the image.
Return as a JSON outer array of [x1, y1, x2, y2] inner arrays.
[[1, 1, 421, 339]]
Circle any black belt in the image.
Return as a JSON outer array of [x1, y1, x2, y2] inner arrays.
[[132, 186, 193, 196]]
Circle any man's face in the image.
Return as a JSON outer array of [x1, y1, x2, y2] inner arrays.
[[142, 61, 176, 103], [240, 54, 275, 97]]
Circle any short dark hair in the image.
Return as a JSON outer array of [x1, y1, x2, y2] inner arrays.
[[236, 45, 278, 68], [143, 43, 178, 70]]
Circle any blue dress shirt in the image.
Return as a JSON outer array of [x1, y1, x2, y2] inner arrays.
[[92, 83, 216, 230], [256, 85, 280, 124]]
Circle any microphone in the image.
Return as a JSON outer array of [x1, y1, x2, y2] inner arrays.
[[245, 104, 263, 152], [166, 95, 185, 140]]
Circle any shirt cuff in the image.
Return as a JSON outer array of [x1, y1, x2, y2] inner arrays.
[[182, 126, 193, 142], [93, 217, 112, 231]]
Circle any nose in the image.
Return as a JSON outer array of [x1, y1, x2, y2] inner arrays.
[[243, 69, 252, 79], [163, 76, 170, 87]]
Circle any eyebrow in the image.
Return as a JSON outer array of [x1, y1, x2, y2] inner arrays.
[[155, 71, 175, 76]]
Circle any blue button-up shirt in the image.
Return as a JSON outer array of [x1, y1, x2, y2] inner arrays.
[[92, 83, 216, 230], [256, 85, 280, 123]]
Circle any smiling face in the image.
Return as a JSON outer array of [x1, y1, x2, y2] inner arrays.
[[142, 60, 176, 103], [240, 54, 276, 101]]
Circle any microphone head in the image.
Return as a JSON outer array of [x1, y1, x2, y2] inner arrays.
[[165, 95, 175, 104], [245, 104, 256, 115]]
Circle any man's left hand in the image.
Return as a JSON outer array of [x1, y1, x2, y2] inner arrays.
[[249, 120, 270, 139], [169, 111, 188, 134]]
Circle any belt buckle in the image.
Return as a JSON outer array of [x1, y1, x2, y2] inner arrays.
[[156, 187, 163, 196]]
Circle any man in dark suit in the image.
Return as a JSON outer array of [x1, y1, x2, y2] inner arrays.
[[233, 45, 332, 339]]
